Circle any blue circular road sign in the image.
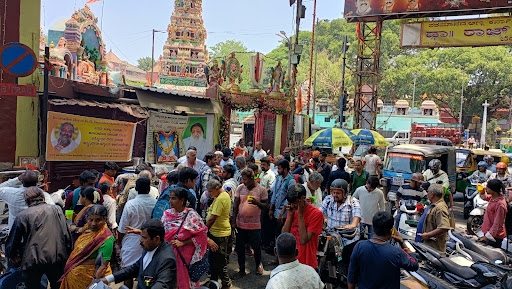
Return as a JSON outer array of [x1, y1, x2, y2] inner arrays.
[[0, 42, 38, 77]]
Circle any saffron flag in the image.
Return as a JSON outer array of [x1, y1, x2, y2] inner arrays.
[[86, 0, 102, 4], [296, 87, 303, 114], [422, 93, 428, 99]]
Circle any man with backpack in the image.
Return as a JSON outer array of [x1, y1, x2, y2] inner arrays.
[[152, 171, 179, 220], [350, 160, 370, 194]]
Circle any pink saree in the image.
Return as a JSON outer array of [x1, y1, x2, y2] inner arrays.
[[162, 208, 208, 289]]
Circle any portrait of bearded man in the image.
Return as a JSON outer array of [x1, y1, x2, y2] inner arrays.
[[183, 122, 208, 160], [51, 122, 80, 154]]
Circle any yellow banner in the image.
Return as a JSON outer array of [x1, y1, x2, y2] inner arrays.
[[46, 112, 136, 161], [404, 17, 512, 48]]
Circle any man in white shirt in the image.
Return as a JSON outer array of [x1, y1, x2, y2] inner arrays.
[[260, 157, 276, 192], [303, 172, 323, 208], [182, 149, 206, 173], [253, 141, 267, 161], [220, 148, 234, 167], [266, 233, 324, 289], [117, 177, 158, 289], [0, 171, 54, 230], [102, 219, 177, 288], [363, 147, 381, 177], [177, 146, 206, 168], [127, 170, 159, 200], [353, 176, 385, 239]]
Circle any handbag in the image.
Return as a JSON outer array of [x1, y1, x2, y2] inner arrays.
[[175, 210, 210, 282]]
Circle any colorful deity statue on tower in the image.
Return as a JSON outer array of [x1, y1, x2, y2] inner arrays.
[[160, 0, 209, 87]]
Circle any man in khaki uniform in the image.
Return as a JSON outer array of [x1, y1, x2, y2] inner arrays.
[[419, 184, 451, 252]]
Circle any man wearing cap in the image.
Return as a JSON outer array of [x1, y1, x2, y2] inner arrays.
[[321, 179, 361, 269], [394, 173, 427, 229]]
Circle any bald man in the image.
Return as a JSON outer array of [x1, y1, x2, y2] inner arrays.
[[177, 146, 205, 171], [0, 171, 54, 229], [253, 141, 267, 161]]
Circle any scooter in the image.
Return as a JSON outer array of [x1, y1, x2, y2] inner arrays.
[[463, 182, 479, 219], [317, 226, 358, 289], [395, 199, 423, 240], [467, 192, 489, 236], [408, 239, 508, 288]]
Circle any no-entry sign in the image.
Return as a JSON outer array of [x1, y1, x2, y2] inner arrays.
[[0, 43, 38, 77]]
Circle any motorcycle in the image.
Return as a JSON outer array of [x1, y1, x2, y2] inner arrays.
[[467, 192, 489, 236], [395, 199, 423, 240], [463, 182, 479, 219], [408, 239, 509, 288], [317, 226, 358, 288]]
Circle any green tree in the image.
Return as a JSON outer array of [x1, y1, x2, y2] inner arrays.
[[137, 56, 156, 72]]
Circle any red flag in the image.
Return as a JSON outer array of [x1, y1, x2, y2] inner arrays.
[[86, 0, 102, 4]]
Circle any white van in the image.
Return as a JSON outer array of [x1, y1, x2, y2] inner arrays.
[[385, 130, 411, 145]]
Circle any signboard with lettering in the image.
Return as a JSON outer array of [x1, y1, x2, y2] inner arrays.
[[344, 0, 512, 22], [46, 112, 136, 161], [0, 83, 37, 97], [401, 17, 512, 48]]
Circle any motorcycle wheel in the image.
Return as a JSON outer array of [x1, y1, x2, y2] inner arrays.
[[467, 216, 483, 235], [463, 206, 471, 219]]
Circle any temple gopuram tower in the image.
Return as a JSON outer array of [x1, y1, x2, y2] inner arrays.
[[160, 0, 208, 87]]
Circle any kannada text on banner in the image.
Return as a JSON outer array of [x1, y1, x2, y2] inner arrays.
[[401, 17, 512, 48], [46, 111, 136, 161], [344, 0, 512, 22]]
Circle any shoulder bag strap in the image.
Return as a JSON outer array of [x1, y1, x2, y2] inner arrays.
[[175, 210, 191, 267]]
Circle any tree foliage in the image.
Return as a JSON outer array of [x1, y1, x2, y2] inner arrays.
[[137, 56, 156, 72], [208, 18, 512, 126]]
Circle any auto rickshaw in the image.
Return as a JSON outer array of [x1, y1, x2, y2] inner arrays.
[[456, 148, 475, 193], [472, 148, 509, 167], [455, 148, 510, 193], [382, 144, 456, 205], [499, 138, 512, 153]]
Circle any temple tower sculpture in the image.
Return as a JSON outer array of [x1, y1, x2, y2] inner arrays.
[[160, 0, 208, 87]]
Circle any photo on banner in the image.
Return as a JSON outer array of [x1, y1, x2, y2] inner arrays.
[[46, 111, 136, 161], [145, 112, 213, 163]]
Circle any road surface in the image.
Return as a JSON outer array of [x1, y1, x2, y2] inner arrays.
[[112, 195, 470, 289]]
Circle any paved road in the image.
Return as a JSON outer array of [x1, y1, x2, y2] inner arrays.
[[113, 195, 470, 289]]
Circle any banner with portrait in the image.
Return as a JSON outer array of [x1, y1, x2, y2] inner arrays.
[[46, 111, 136, 161], [145, 111, 213, 163]]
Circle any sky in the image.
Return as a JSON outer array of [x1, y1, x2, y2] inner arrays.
[[41, 0, 345, 65]]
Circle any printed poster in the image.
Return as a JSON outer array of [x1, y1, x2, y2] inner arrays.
[[46, 111, 136, 161], [146, 112, 213, 163]]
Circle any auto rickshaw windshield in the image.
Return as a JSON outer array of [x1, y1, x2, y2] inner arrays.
[[384, 153, 424, 174], [456, 150, 472, 168]]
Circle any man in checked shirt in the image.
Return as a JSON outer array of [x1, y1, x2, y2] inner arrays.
[[320, 179, 362, 269]]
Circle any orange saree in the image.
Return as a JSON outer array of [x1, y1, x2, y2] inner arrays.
[[59, 224, 113, 289]]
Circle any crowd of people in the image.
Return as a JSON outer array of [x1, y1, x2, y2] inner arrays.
[[2, 141, 511, 289]]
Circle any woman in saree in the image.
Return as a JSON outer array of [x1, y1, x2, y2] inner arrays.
[[59, 204, 114, 289], [70, 187, 101, 241], [126, 187, 212, 289]]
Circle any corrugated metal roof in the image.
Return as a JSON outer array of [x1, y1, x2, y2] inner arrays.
[[135, 86, 209, 99], [48, 99, 149, 119]]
